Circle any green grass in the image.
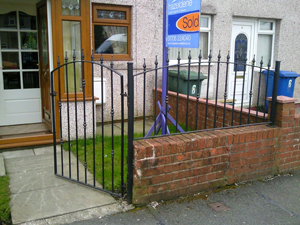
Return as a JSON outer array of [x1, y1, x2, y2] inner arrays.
[[0, 175, 11, 225], [63, 134, 130, 193], [63, 122, 190, 193]]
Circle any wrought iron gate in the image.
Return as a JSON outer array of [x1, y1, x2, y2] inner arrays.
[[50, 52, 127, 198]]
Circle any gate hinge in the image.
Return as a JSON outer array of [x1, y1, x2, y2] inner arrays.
[[50, 92, 57, 96], [121, 92, 128, 97]]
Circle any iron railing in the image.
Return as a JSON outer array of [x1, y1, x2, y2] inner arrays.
[[127, 51, 280, 141], [51, 51, 126, 198]]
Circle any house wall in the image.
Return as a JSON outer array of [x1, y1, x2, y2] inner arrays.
[[89, 0, 300, 125], [200, 0, 300, 102], [132, 96, 300, 205]]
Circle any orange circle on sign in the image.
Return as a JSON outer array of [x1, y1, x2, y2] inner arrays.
[[176, 12, 200, 32]]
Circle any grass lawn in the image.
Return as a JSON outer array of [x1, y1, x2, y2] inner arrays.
[[0, 175, 11, 225], [63, 121, 190, 194]]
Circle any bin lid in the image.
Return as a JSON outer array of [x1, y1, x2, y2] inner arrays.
[[262, 70, 300, 78], [168, 70, 207, 80]]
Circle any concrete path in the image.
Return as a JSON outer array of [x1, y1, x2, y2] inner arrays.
[[2, 146, 130, 225], [67, 170, 300, 225]]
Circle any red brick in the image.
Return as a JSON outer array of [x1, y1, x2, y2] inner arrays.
[[147, 183, 169, 194], [179, 179, 189, 187], [134, 187, 147, 196], [197, 174, 206, 183], [192, 150, 211, 159], [143, 166, 164, 177], [212, 147, 230, 156], [211, 163, 228, 172], [230, 153, 241, 161], [257, 147, 271, 156], [280, 152, 291, 159], [285, 156, 297, 163], [260, 155, 275, 162], [262, 139, 275, 147], [231, 144, 246, 152], [171, 153, 191, 163], [152, 174, 173, 184], [206, 173, 216, 181], [242, 150, 257, 158], [173, 170, 192, 180], [245, 157, 260, 165], [247, 142, 262, 150], [229, 160, 245, 168], [189, 177, 198, 185], [225, 169, 234, 177], [148, 156, 171, 167], [193, 166, 210, 176]]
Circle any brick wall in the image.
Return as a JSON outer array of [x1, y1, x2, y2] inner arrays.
[[154, 89, 266, 130], [132, 95, 300, 205]]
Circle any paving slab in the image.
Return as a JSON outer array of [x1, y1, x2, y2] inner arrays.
[[10, 183, 116, 224], [0, 153, 5, 176], [4, 147, 120, 224], [2, 149, 34, 159]]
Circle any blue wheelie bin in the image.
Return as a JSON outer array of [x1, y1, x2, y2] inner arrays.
[[262, 70, 300, 111]]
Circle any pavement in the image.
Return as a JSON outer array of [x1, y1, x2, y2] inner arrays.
[[1, 146, 133, 225], [66, 171, 300, 225]]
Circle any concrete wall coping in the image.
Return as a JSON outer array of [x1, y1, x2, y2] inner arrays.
[[267, 96, 297, 104]]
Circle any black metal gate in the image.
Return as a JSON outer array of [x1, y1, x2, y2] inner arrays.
[[50, 52, 126, 198]]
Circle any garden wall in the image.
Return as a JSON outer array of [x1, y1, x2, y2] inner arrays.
[[154, 89, 266, 130], [132, 95, 300, 205]]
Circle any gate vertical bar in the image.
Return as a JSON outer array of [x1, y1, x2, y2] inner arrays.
[[110, 57, 115, 192], [100, 54, 105, 189], [195, 51, 202, 130], [120, 76, 125, 197], [91, 51, 96, 186], [204, 51, 212, 129], [270, 61, 280, 126], [82, 50, 87, 184], [57, 56, 64, 176], [50, 70, 57, 174], [223, 52, 230, 127], [127, 62, 134, 204], [214, 51, 221, 128], [185, 51, 191, 131], [176, 52, 181, 133]]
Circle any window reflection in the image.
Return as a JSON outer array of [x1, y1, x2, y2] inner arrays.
[[0, 11, 17, 29], [3, 72, 21, 89], [2, 52, 19, 69], [0, 32, 18, 49]]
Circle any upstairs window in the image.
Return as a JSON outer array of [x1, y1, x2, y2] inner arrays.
[[92, 4, 131, 61]]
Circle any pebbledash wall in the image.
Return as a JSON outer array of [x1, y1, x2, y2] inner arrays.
[[132, 95, 300, 205]]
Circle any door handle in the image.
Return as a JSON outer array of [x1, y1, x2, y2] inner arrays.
[[44, 72, 47, 78]]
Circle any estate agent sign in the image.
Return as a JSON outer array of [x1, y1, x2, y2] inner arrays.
[[166, 0, 201, 48]]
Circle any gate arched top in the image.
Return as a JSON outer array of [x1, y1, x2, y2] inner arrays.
[[51, 59, 124, 78]]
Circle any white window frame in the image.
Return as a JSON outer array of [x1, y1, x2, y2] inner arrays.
[[169, 15, 211, 65], [255, 19, 276, 68]]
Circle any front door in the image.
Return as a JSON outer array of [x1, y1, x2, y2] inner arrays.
[[228, 20, 255, 106], [0, 8, 42, 126], [37, 0, 52, 131]]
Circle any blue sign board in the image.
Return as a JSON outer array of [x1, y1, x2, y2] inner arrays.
[[166, 0, 201, 48]]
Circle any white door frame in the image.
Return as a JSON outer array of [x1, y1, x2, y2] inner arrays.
[[228, 19, 257, 106]]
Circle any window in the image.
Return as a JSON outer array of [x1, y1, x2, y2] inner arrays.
[[169, 15, 211, 63], [256, 20, 275, 67], [92, 4, 131, 60]]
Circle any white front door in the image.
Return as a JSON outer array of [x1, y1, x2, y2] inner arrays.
[[228, 20, 255, 106], [0, 8, 42, 126]]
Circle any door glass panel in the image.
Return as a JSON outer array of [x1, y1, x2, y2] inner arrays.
[[21, 32, 38, 49], [0, 11, 17, 29], [3, 72, 21, 89], [2, 52, 19, 69], [94, 26, 128, 54], [0, 32, 18, 49], [62, 21, 82, 93], [61, 0, 81, 16], [234, 33, 247, 72], [19, 12, 37, 30], [22, 52, 38, 69], [23, 72, 39, 88]]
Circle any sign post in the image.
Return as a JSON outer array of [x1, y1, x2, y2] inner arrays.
[[146, 0, 201, 137]]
